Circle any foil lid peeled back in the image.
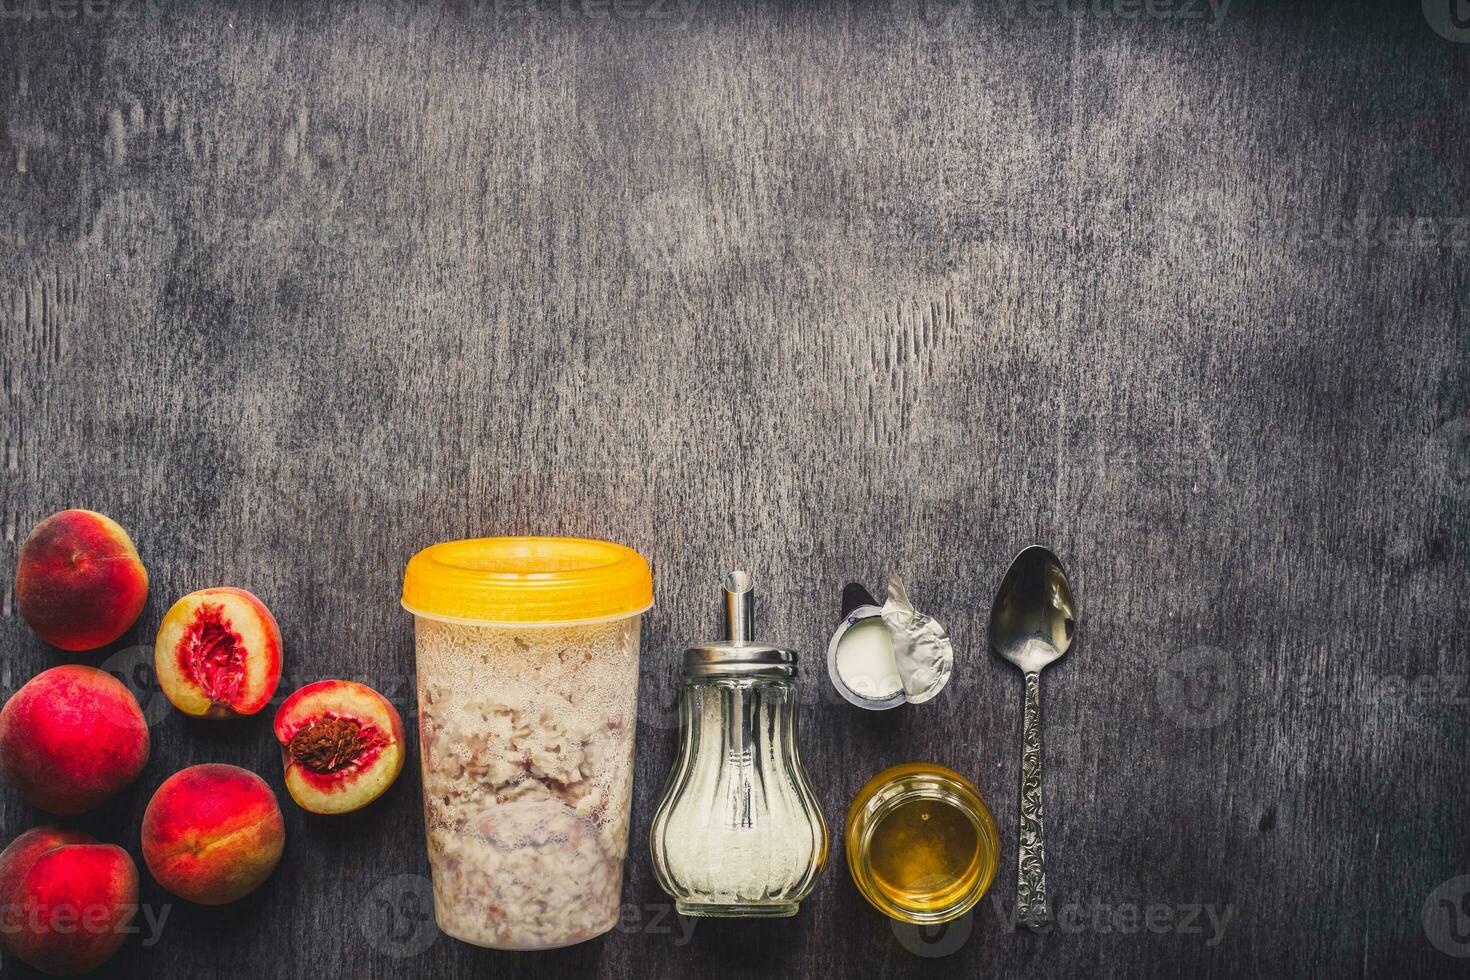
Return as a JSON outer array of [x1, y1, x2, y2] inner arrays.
[[880, 574, 954, 705]]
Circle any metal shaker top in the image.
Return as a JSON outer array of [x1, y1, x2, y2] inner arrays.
[[683, 571, 797, 677]]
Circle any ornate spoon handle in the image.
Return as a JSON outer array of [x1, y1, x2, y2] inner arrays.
[[1016, 670, 1049, 928]]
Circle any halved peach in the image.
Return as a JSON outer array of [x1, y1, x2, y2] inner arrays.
[[154, 588, 282, 719], [272, 680, 404, 815]]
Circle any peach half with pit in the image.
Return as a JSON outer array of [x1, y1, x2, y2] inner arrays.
[[0, 665, 151, 815], [0, 826, 139, 976], [141, 764, 285, 905], [153, 587, 282, 719], [16, 509, 149, 652], [273, 680, 405, 815]]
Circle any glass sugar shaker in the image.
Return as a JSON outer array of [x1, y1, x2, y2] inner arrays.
[[649, 571, 828, 917]]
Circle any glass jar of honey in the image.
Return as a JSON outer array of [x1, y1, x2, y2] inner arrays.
[[845, 763, 1000, 924]]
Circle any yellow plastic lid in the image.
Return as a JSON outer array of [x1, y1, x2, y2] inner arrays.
[[401, 536, 653, 625]]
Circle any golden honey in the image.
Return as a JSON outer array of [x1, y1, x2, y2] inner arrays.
[[845, 763, 999, 924]]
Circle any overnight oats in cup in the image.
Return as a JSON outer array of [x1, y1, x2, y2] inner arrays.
[[401, 536, 653, 950]]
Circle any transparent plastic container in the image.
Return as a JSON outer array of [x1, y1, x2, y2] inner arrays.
[[402, 537, 652, 950]]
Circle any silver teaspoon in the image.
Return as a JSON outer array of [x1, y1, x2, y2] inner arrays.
[[988, 545, 1077, 929]]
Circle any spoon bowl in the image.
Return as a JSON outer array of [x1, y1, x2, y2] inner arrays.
[[989, 545, 1077, 674]]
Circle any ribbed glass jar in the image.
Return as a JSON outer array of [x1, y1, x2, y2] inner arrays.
[[649, 670, 827, 917]]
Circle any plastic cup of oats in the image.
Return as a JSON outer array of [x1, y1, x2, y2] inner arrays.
[[401, 536, 653, 950]]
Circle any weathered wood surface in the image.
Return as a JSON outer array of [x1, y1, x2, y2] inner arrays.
[[2, 1, 1467, 977]]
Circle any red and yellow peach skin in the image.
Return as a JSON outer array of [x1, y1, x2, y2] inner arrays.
[[141, 764, 284, 905], [0, 826, 139, 976], [15, 509, 148, 652], [0, 665, 150, 815]]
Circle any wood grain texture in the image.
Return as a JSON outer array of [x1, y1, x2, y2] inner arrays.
[[1, 1, 1467, 977]]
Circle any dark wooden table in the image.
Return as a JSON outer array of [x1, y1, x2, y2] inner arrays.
[[2, 1, 1467, 977]]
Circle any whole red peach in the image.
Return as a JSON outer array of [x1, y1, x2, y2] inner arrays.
[[0, 665, 150, 815], [141, 764, 284, 905], [0, 826, 139, 976], [15, 509, 148, 651]]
